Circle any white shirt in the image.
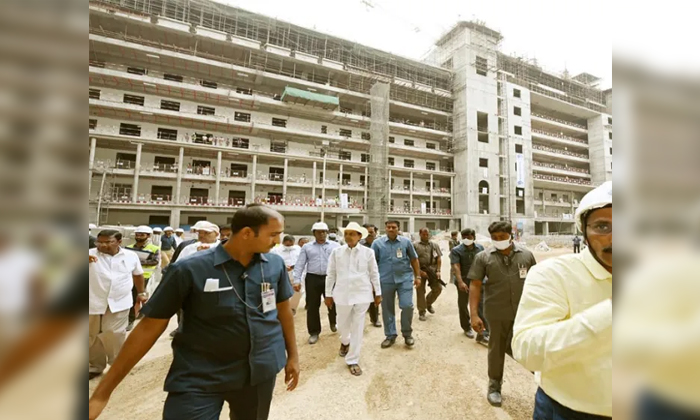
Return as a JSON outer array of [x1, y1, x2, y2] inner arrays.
[[272, 245, 301, 282], [174, 235, 184, 247], [0, 248, 40, 315], [89, 248, 144, 315], [325, 244, 381, 306], [179, 240, 221, 261]]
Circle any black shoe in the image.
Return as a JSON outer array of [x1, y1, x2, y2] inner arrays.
[[126, 322, 134, 332], [404, 336, 415, 347], [476, 334, 489, 346], [339, 344, 350, 357], [169, 329, 177, 338], [330, 325, 338, 333], [372, 321, 382, 328], [89, 372, 102, 380], [427, 305, 435, 314], [381, 337, 396, 349], [308, 335, 319, 345], [419, 314, 427, 322], [488, 379, 502, 407], [464, 329, 476, 339]]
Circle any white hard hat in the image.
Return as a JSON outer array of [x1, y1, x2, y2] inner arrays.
[[89, 223, 97, 230], [175, 228, 185, 233], [190, 220, 210, 231], [134, 225, 153, 234], [311, 222, 329, 232], [339, 222, 369, 240], [575, 181, 612, 232], [153, 227, 163, 233], [163, 226, 174, 232], [194, 221, 219, 233]]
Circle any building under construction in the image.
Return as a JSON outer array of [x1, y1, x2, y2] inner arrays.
[[88, 0, 612, 235]]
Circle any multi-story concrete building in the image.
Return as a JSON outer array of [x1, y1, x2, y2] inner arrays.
[[88, 1, 611, 236]]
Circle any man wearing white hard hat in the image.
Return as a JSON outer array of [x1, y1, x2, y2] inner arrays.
[[325, 223, 381, 376], [294, 221, 340, 345], [173, 228, 185, 247], [125, 226, 161, 331], [160, 227, 177, 267], [152, 227, 163, 248], [513, 181, 612, 419], [177, 222, 220, 261], [170, 221, 210, 265]]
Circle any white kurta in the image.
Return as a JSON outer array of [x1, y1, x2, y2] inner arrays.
[[325, 245, 381, 306], [89, 248, 144, 315], [178, 240, 221, 261]]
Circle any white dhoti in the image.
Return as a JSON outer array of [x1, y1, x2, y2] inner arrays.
[[336, 303, 369, 365]]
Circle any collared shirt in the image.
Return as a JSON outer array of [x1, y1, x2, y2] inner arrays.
[[89, 248, 144, 315], [160, 235, 177, 251], [125, 242, 160, 280], [513, 247, 612, 417], [179, 240, 221, 261], [371, 236, 418, 285], [293, 240, 340, 282], [413, 240, 442, 270], [450, 243, 485, 282], [467, 243, 537, 321], [174, 235, 184, 247], [325, 244, 381, 306], [140, 245, 294, 393], [272, 245, 301, 282], [449, 239, 460, 251]]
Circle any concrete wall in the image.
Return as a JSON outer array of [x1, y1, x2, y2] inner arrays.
[[587, 114, 613, 185]]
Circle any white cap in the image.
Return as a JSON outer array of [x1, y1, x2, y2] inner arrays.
[[311, 222, 329, 232], [175, 228, 185, 233], [135, 225, 153, 234], [339, 222, 369, 240], [153, 227, 163, 233], [163, 226, 174, 232], [194, 221, 219, 233], [89, 223, 97, 230], [190, 220, 210, 232], [575, 181, 612, 232]]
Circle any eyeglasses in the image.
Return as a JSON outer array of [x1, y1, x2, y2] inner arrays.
[[587, 222, 612, 235]]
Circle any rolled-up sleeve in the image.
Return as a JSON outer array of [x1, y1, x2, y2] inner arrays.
[[512, 264, 612, 373]]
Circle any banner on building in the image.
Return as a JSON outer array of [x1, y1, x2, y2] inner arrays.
[[340, 194, 349, 209], [516, 153, 525, 188]]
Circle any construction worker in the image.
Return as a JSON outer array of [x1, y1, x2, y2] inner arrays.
[[468, 220, 537, 407], [151, 227, 163, 247], [513, 181, 612, 419], [173, 228, 185, 247], [413, 228, 443, 322], [160, 227, 177, 267], [125, 225, 160, 332]]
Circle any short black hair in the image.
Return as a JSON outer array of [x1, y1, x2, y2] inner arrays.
[[385, 220, 401, 228], [488, 221, 512, 235], [451, 231, 459, 236], [283, 235, 295, 243], [219, 225, 232, 232], [363, 223, 377, 231], [461, 228, 476, 238], [230, 204, 283, 236], [98, 229, 122, 241], [419, 227, 430, 233]]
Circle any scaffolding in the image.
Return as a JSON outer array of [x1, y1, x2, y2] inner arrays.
[[367, 82, 390, 226], [90, 0, 454, 113]]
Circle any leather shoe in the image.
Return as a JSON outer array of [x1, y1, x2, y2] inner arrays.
[[339, 344, 350, 357], [404, 336, 415, 347], [373, 321, 382, 328], [476, 334, 490, 346], [330, 325, 338, 333], [381, 337, 396, 349], [126, 322, 134, 332], [487, 390, 502, 407], [308, 334, 319, 345], [419, 314, 427, 321], [89, 372, 102, 380], [464, 329, 476, 339], [427, 305, 435, 314]]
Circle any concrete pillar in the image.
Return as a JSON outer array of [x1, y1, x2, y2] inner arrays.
[[408, 216, 415, 235], [409, 172, 414, 212], [132, 143, 142, 202], [543, 222, 549, 235], [338, 164, 344, 196], [363, 166, 368, 210], [215, 151, 222, 205], [450, 176, 455, 215], [170, 209, 181, 229], [251, 155, 257, 202], [175, 147, 184, 204], [282, 158, 289, 201], [336, 214, 343, 229], [429, 174, 434, 214], [89, 137, 97, 196], [388, 169, 393, 212], [321, 156, 327, 222], [312, 161, 317, 200]]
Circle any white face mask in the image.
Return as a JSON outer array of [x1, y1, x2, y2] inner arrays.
[[462, 239, 474, 246], [492, 237, 512, 250]]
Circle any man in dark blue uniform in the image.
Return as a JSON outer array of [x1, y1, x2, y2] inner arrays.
[[89, 204, 300, 420]]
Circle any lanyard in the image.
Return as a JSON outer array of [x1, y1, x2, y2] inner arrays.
[[221, 261, 266, 310]]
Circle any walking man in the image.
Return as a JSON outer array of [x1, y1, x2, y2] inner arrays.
[[325, 223, 381, 376], [513, 181, 612, 419], [414, 228, 443, 322], [293, 222, 340, 344], [573, 234, 582, 254], [178, 222, 220, 260], [360, 224, 381, 327], [468, 221, 537, 407], [125, 226, 160, 332], [89, 230, 146, 380], [88, 204, 300, 420], [272, 235, 302, 314], [450, 228, 488, 344], [372, 220, 422, 348], [160, 227, 177, 267], [173, 228, 185, 247], [449, 231, 460, 251]]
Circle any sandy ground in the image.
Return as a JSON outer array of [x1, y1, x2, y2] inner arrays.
[[90, 247, 574, 420]]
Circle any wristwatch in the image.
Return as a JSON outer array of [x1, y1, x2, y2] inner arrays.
[[138, 292, 149, 298]]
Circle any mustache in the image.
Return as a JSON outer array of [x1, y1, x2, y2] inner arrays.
[[603, 246, 612, 254]]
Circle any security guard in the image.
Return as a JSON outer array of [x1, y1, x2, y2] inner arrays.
[[413, 228, 443, 322], [468, 220, 537, 407], [450, 228, 488, 343], [125, 225, 160, 331], [88, 204, 300, 420]]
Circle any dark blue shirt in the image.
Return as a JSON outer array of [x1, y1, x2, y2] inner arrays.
[[160, 235, 177, 251], [449, 243, 485, 283], [371, 236, 418, 285], [140, 245, 294, 393]]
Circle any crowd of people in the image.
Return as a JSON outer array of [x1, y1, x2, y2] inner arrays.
[[88, 181, 613, 420], [533, 173, 592, 185]]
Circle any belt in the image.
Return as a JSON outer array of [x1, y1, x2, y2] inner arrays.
[[307, 273, 327, 277]]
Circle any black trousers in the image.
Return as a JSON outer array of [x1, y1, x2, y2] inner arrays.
[[488, 319, 514, 384], [128, 277, 150, 324], [573, 244, 581, 253], [163, 377, 276, 420], [305, 273, 336, 335], [457, 284, 488, 335], [368, 302, 380, 324], [534, 388, 611, 420]]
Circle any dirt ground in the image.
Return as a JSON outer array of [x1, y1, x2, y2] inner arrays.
[[90, 247, 574, 420]]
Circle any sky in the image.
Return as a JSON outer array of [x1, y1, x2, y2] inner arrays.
[[220, 0, 612, 89]]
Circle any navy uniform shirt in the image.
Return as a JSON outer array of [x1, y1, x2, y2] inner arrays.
[[140, 245, 294, 393], [449, 243, 485, 284]]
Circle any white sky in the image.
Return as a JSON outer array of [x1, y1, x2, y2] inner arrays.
[[220, 0, 612, 89]]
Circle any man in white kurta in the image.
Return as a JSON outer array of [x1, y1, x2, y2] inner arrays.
[[272, 235, 302, 314], [325, 222, 381, 376]]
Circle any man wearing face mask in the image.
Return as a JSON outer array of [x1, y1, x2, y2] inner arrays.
[[512, 181, 612, 419], [468, 220, 537, 407], [450, 228, 488, 344]]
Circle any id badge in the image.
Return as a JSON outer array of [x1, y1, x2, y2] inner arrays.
[[396, 248, 403, 259], [261, 290, 276, 313], [519, 266, 528, 279]]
